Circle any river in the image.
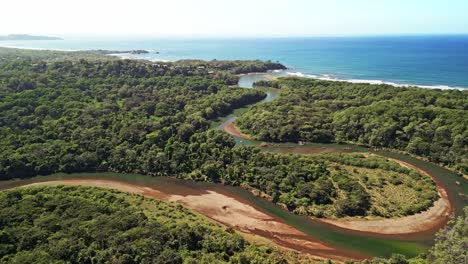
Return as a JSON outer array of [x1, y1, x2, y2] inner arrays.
[[0, 73, 466, 260], [216, 73, 467, 257]]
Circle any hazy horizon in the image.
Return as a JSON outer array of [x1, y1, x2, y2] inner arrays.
[[2, 0, 467, 37], [3, 33, 468, 40]]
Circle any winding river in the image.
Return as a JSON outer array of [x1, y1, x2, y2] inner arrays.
[[217, 73, 467, 257], [1, 73, 466, 261]]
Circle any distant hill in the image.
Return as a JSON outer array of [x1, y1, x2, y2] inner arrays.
[[0, 34, 62, 41], [0, 47, 154, 62]]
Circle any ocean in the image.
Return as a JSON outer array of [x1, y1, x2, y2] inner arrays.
[[1, 35, 468, 89]]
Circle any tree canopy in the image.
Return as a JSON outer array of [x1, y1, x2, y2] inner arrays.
[[0, 58, 438, 219], [0, 185, 294, 263], [236, 78, 468, 174]]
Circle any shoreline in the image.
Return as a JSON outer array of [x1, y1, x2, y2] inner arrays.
[[286, 71, 468, 90], [318, 189, 451, 235], [1, 45, 466, 90], [241, 69, 468, 90]]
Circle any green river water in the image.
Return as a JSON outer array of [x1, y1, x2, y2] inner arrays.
[[0, 73, 466, 259]]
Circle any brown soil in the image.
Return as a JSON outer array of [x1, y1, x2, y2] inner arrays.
[[223, 120, 252, 140], [23, 179, 367, 261]]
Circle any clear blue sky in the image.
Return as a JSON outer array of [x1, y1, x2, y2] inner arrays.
[[1, 0, 467, 37]]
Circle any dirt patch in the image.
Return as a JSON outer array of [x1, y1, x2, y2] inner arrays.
[[223, 120, 252, 140], [169, 191, 305, 237], [22, 179, 367, 261]]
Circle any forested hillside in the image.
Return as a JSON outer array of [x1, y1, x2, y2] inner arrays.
[[232, 152, 436, 218], [174, 59, 286, 74], [0, 59, 437, 219], [0, 185, 294, 263], [0, 59, 264, 179], [0, 47, 118, 62], [236, 78, 468, 174]]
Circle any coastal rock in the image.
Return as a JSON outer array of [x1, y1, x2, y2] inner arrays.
[[94, 49, 152, 55], [128, 50, 150, 54]]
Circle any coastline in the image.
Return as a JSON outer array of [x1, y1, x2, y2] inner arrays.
[[0, 36, 468, 260], [284, 71, 468, 90], [1, 45, 467, 90], [0, 45, 79, 52]]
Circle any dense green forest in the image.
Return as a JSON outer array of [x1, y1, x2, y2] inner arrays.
[[0, 47, 118, 62], [236, 78, 468, 174], [0, 47, 285, 75], [1, 185, 464, 264], [0, 185, 295, 263], [228, 151, 436, 218], [174, 59, 286, 74], [0, 58, 438, 218], [0, 50, 463, 263], [0, 59, 264, 179], [0, 185, 465, 264], [0, 58, 436, 218]]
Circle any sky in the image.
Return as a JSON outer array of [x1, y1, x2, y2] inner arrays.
[[1, 0, 467, 37]]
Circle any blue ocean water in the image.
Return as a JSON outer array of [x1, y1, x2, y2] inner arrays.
[[1, 35, 468, 88]]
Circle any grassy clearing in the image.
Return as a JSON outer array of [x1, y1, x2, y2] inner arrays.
[[288, 153, 438, 219]]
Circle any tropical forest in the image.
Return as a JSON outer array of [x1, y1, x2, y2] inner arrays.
[[0, 46, 466, 264]]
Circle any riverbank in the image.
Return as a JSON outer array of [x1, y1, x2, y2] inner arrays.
[[221, 118, 453, 236], [316, 155, 452, 235], [319, 191, 450, 235], [24, 179, 366, 261], [224, 119, 252, 140]]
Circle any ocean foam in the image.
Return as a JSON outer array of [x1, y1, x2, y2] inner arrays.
[[110, 53, 171, 63], [285, 71, 467, 90], [287, 72, 318, 78]]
